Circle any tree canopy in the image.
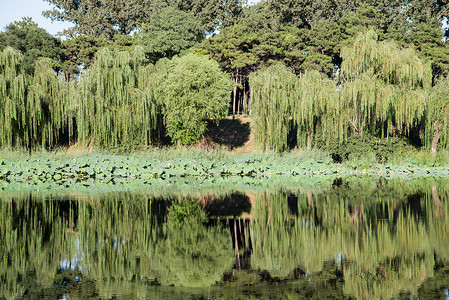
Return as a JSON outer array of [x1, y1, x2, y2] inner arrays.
[[43, 0, 246, 38], [157, 53, 233, 145], [139, 6, 204, 63], [0, 18, 63, 75], [0, 47, 69, 149], [1, 0, 449, 153], [250, 30, 449, 152]]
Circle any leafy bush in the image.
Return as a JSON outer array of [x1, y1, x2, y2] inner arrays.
[[315, 134, 418, 163], [159, 54, 232, 145]]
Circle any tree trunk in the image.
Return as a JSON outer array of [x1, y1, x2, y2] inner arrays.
[[234, 219, 240, 269], [237, 89, 240, 115], [242, 82, 245, 116], [233, 78, 237, 116], [431, 120, 441, 155], [246, 88, 253, 116], [307, 134, 313, 149], [307, 192, 313, 207]]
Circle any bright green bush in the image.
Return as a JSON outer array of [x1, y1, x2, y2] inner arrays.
[[159, 54, 232, 145]]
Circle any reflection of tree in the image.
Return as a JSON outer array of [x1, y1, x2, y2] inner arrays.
[[251, 191, 335, 277], [76, 196, 234, 294], [0, 195, 76, 299], [1, 179, 449, 299], [250, 179, 449, 299], [151, 217, 234, 287], [0, 193, 234, 299], [74, 193, 159, 299]]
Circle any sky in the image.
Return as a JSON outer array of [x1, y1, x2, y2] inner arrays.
[[0, 0, 71, 36], [0, 0, 261, 38]]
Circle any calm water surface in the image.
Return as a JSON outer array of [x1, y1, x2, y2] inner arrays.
[[1, 177, 449, 299]]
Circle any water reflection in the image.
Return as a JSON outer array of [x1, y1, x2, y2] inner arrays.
[[0, 193, 234, 299], [0, 178, 449, 299], [250, 178, 449, 299]]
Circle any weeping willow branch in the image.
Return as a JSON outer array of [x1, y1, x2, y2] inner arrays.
[[0, 47, 69, 149], [77, 46, 159, 147], [250, 30, 447, 151], [249, 64, 298, 152]]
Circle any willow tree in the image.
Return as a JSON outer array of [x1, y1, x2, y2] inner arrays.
[[250, 181, 449, 297], [291, 70, 337, 147], [296, 30, 431, 146], [0, 47, 68, 150], [426, 77, 449, 153], [77, 46, 159, 147], [0, 195, 76, 299], [249, 64, 298, 152], [337, 30, 430, 138], [250, 30, 436, 151]]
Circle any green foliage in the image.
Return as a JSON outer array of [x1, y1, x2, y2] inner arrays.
[[170, 0, 245, 33], [152, 227, 234, 287], [398, 19, 449, 77], [424, 77, 449, 151], [0, 47, 70, 149], [60, 35, 107, 80], [167, 199, 207, 226], [2, 180, 449, 298], [251, 191, 297, 277], [251, 184, 449, 299], [43, 0, 246, 38], [43, 0, 155, 38], [341, 30, 431, 89], [158, 54, 232, 145], [315, 134, 417, 163], [77, 46, 159, 147], [249, 63, 297, 152], [249, 31, 449, 153], [0, 18, 63, 75], [140, 6, 204, 62], [0, 197, 76, 299]]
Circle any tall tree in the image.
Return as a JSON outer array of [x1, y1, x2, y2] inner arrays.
[[43, 0, 246, 38], [60, 34, 137, 81], [249, 31, 445, 152], [426, 77, 449, 153], [60, 35, 107, 81], [0, 18, 63, 75], [77, 46, 159, 146], [0, 47, 69, 149], [199, 24, 259, 116], [43, 0, 155, 38], [400, 19, 449, 77], [249, 63, 298, 151], [170, 0, 246, 33], [139, 6, 204, 63]]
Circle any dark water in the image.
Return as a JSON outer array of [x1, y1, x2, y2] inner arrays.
[[1, 178, 449, 299]]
